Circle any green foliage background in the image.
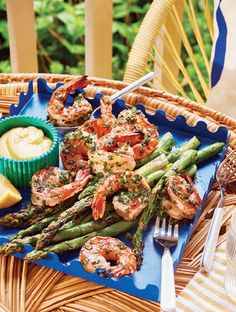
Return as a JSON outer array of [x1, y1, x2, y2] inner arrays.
[[0, 0, 150, 80]]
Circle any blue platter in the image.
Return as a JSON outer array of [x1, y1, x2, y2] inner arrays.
[[0, 79, 229, 302]]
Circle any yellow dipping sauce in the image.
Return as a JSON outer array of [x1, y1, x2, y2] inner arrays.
[[0, 126, 52, 160]]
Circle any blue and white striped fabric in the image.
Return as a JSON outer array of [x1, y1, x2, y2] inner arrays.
[[207, 0, 236, 118]]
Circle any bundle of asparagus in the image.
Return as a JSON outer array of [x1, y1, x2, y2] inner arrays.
[[0, 132, 224, 268], [132, 142, 225, 267], [0, 195, 78, 228], [25, 219, 139, 262]]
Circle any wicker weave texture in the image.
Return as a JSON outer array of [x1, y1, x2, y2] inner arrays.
[[0, 73, 235, 312]]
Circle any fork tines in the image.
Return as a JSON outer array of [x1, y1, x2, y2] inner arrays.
[[154, 216, 178, 247]]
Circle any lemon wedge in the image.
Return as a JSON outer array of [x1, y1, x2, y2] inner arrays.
[[0, 174, 22, 209]]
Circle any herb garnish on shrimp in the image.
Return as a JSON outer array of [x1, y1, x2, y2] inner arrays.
[[92, 170, 151, 221], [79, 236, 137, 278], [97, 108, 159, 160], [31, 167, 91, 207], [160, 173, 202, 220]]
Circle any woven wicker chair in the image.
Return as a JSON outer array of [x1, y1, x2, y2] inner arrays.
[[124, 0, 213, 104]]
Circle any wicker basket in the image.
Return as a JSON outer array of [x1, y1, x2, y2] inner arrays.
[[0, 73, 235, 312]]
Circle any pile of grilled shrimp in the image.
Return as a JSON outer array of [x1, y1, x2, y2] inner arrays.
[[0, 76, 207, 278]]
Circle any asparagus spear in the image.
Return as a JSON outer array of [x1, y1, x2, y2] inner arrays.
[[36, 198, 117, 250], [10, 214, 60, 240], [79, 213, 93, 223], [135, 137, 200, 181], [135, 132, 175, 168], [145, 170, 164, 185], [0, 203, 43, 228], [145, 160, 199, 185], [1, 212, 122, 255], [10, 207, 91, 241], [58, 201, 113, 232], [60, 209, 91, 231], [8, 203, 113, 255], [0, 196, 78, 228], [196, 142, 225, 164], [134, 136, 200, 180], [35, 196, 93, 250], [167, 136, 200, 163], [78, 185, 96, 200], [136, 133, 199, 171], [182, 164, 197, 177], [25, 219, 138, 262], [135, 154, 168, 177], [54, 212, 121, 242], [0, 235, 39, 255]]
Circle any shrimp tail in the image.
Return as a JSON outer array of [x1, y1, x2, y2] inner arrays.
[[98, 259, 136, 278], [97, 266, 122, 278], [70, 169, 92, 196], [97, 268, 113, 279], [181, 173, 202, 206], [66, 75, 89, 93], [75, 168, 91, 183], [37, 168, 91, 207], [92, 193, 106, 220]]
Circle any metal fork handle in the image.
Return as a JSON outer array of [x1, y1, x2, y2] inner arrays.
[[161, 247, 176, 312], [110, 72, 155, 103], [200, 207, 224, 272]]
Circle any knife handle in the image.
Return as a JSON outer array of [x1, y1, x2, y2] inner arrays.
[[200, 207, 224, 273]]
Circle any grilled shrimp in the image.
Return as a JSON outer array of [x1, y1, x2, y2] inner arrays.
[[47, 76, 92, 127], [31, 167, 91, 207], [60, 95, 116, 172], [79, 236, 137, 278], [92, 171, 150, 220], [98, 108, 159, 160], [117, 108, 159, 159], [160, 174, 202, 220]]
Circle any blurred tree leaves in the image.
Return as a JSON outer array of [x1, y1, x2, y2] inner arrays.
[[0, 0, 149, 80]]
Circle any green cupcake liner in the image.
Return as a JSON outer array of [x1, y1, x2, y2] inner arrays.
[[0, 115, 59, 188]]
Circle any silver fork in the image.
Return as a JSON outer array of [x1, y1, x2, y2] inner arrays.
[[154, 217, 178, 312], [200, 149, 236, 272]]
